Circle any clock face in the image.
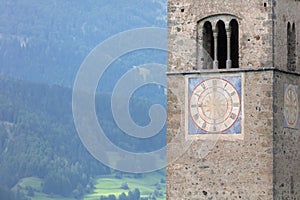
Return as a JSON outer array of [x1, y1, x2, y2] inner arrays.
[[284, 84, 299, 129], [188, 76, 242, 134]]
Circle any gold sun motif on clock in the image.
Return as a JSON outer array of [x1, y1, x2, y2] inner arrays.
[[200, 92, 228, 120]]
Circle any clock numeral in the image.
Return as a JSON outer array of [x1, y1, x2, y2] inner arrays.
[[193, 114, 199, 120], [194, 92, 201, 97], [233, 103, 240, 107], [224, 83, 228, 88], [230, 91, 236, 96], [202, 122, 207, 129], [212, 126, 217, 132], [212, 80, 217, 86], [200, 83, 207, 89], [230, 113, 237, 119]]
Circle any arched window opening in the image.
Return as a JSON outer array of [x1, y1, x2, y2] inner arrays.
[[203, 21, 214, 69], [230, 19, 239, 68], [197, 15, 239, 70], [287, 22, 292, 69], [291, 23, 296, 71], [217, 20, 227, 69], [287, 22, 296, 71]]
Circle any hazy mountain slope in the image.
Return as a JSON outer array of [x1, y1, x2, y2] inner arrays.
[[0, 0, 167, 86], [0, 75, 165, 197]]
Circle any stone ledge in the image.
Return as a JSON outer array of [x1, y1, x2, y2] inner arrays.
[[167, 67, 300, 76]]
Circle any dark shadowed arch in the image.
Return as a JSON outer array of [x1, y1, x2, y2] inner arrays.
[[230, 19, 239, 68], [287, 22, 296, 71], [217, 20, 227, 69], [203, 21, 214, 68]]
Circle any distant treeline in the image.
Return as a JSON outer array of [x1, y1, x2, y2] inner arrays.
[[0, 76, 165, 198]]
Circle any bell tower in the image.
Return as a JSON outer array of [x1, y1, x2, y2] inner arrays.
[[167, 0, 300, 199]]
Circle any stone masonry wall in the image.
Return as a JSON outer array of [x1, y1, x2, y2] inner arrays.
[[168, 0, 273, 72], [273, 0, 300, 72], [167, 71, 274, 199], [167, 0, 300, 199], [273, 71, 300, 199]]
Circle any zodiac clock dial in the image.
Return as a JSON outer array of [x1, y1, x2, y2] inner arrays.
[[188, 76, 242, 134], [284, 84, 299, 129]]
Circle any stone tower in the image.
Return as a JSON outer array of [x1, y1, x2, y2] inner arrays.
[[167, 0, 300, 199]]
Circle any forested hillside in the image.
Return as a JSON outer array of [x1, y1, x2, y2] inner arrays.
[[0, 76, 165, 199], [0, 1, 167, 199], [0, 76, 109, 198]]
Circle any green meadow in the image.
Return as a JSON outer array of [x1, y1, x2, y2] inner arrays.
[[84, 172, 166, 200], [12, 172, 166, 200]]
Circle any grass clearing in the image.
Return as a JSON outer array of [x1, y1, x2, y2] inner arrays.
[[12, 177, 43, 191], [12, 171, 166, 200], [84, 172, 166, 200]]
